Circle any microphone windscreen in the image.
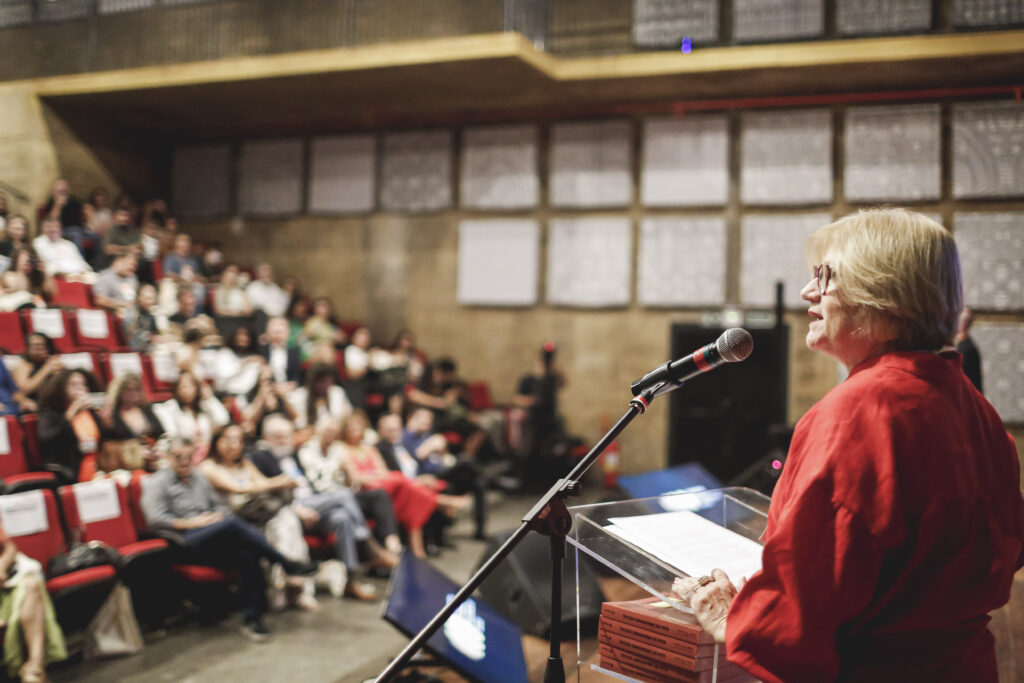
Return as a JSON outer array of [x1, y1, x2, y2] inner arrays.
[[717, 328, 754, 363]]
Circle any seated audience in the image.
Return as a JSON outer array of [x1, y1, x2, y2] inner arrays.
[[32, 217, 94, 281], [37, 367, 105, 482], [161, 233, 202, 284], [123, 283, 173, 352], [342, 325, 374, 409], [0, 214, 30, 257], [152, 372, 230, 449], [168, 286, 200, 328], [394, 409, 487, 540], [287, 363, 353, 433], [42, 178, 86, 251], [260, 316, 302, 390], [0, 359, 25, 415], [11, 333, 62, 411], [0, 520, 68, 682], [140, 438, 315, 642], [92, 252, 139, 314], [241, 365, 298, 437], [302, 297, 344, 364], [213, 325, 265, 398], [199, 425, 319, 612], [104, 372, 165, 441], [3, 248, 53, 308], [84, 187, 113, 242], [407, 358, 496, 462], [246, 263, 289, 318], [251, 415, 389, 599], [100, 208, 141, 267], [286, 297, 311, 351], [213, 264, 254, 319], [337, 412, 470, 558], [385, 328, 426, 393]]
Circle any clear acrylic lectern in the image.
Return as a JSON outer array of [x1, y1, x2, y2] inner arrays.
[[567, 487, 770, 682]]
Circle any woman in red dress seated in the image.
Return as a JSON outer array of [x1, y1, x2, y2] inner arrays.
[[337, 412, 468, 558]]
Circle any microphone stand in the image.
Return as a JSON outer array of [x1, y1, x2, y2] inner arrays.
[[375, 382, 669, 683]]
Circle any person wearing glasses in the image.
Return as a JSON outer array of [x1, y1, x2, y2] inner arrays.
[[674, 209, 1024, 682]]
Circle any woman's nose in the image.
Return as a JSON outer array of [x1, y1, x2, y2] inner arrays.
[[800, 277, 819, 303]]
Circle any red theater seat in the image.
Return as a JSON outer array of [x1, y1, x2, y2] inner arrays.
[[70, 309, 122, 351], [23, 309, 76, 353], [51, 277, 94, 309], [0, 312, 26, 354]]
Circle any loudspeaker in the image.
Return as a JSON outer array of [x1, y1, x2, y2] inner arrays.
[[668, 323, 789, 482], [475, 530, 605, 639]]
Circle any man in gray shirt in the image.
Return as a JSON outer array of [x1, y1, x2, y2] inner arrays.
[[92, 253, 139, 314], [141, 438, 314, 642]]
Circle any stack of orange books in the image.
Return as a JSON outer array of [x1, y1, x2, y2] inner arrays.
[[598, 597, 755, 682]]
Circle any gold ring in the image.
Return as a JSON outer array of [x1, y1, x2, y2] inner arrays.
[[695, 575, 714, 588]]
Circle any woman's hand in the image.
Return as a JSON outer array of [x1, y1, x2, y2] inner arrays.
[[672, 568, 743, 644], [65, 395, 92, 421]]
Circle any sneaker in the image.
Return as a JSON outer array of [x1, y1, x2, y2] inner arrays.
[[315, 560, 347, 598], [240, 618, 271, 643]]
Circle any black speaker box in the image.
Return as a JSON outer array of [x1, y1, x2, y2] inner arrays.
[[475, 530, 605, 639]]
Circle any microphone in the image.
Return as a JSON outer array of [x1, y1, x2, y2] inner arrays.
[[631, 328, 754, 397]]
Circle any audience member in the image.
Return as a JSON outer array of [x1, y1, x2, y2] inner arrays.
[[161, 233, 201, 284], [251, 415, 387, 600], [408, 358, 495, 462], [123, 283, 172, 351], [11, 333, 62, 410], [0, 214, 30, 257], [152, 372, 230, 449], [101, 208, 141, 267], [104, 372, 165, 441], [0, 268, 35, 312], [396, 408, 487, 539], [288, 363, 353, 432], [213, 264, 254, 318], [337, 412, 469, 558], [42, 178, 85, 249], [199, 425, 319, 612], [140, 438, 315, 642], [32, 217, 94, 280], [92, 435, 160, 486], [168, 287, 200, 328], [84, 187, 113, 240], [92, 252, 139, 314], [342, 325, 373, 409], [213, 325, 264, 398], [0, 520, 68, 682], [241, 366, 297, 437], [260, 316, 302, 390], [286, 298, 312, 352], [302, 297, 345, 363], [5, 248, 53, 307], [0, 358, 24, 415], [246, 263, 289, 318], [37, 367, 105, 482]]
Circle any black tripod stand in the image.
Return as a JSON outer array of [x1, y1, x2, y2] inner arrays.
[[375, 382, 670, 683]]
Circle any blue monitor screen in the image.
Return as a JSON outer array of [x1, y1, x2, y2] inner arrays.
[[382, 552, 529, 683], [617, 462, 723, 501]]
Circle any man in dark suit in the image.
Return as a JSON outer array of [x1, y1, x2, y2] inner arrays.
[[260, 316, 302, 390]]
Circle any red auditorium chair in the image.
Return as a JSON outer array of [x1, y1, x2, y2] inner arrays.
[[0, 415, 58, 494], [103, 352, 159, 398], [140, 354, 174, 402], [466, 381, 494, 411], [0, 489, 117, 634], [70, 309, 123, 351], [57, 351, 101, 376], [59, 480, 175, 623], [126, 475, 236, 615], [51, 277, 94, 309], [0, 311, 27, 354], [23, 309, 77, 353], [19, 412, 43, 470]]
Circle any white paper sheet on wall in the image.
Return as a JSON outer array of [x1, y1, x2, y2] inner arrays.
[[954, 212, 1024, 311], [109, 353, 143, 379], [953, 101, 1024, 199], [76, 309, 110, 339], [173, 144, 231, 218], [547, 217, 633, 307], [73, 480, 122, 524], [742, 109, 832, 205], [971, 323, 1024, 423], [0, 491, 49, 537], [457, 220, 539, 306], [741, 212, 832, 308], [638, 216, 727, 307], [836, 0, 931, 35], [845, 103, 941, 202], [30, 309, 65, 339], [633, 0, 719, 46], [733, 0, 824, 41], [550, 121, 632, 208], [461, 125, 539, 210], [309, 135, 376, 214], [642, 115, 729, 207], [238, 139, 304, 216], [380, 130, 453, 212]]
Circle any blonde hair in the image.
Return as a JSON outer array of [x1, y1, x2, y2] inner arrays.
[[805, 208, 963, 351]]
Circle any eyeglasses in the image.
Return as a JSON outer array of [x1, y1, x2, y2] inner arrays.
[[812, 263, 833, 295]]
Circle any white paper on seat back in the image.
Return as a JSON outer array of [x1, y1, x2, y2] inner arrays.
[[74, 480, 122, 524], [0, 491, 49, 536]]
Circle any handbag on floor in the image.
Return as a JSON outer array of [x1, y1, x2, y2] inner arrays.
[[83, 582, 144, 660]]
